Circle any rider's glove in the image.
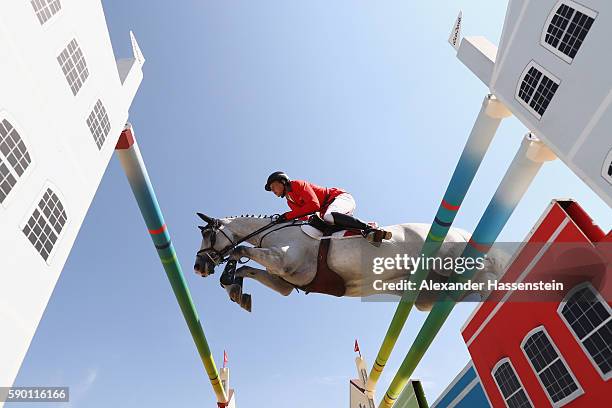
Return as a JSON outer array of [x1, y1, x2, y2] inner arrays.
[[277, 213, 288, 222]]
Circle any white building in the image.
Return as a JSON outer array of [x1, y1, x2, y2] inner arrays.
[[452, 0, 612, 207], [0, 0, 143, 391]]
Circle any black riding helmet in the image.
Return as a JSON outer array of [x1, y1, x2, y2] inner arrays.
[[265, 171, 290, 191]]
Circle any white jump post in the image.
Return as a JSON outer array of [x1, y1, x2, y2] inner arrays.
[[350, 354, 376, 408]]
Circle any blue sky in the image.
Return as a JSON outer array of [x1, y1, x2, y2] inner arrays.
[[10, 1, 611, 407]]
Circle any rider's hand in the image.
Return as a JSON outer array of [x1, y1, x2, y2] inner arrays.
[[277, 213, 288, 222]]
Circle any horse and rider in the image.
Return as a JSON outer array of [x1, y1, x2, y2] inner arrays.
[[193, 172, 506, 312]]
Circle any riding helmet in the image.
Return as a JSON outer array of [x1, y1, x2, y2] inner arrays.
[[265, 171, 290, 191]]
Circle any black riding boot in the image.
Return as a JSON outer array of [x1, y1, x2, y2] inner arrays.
[[330, 212, 392, 244], [330, 212, 370, 230]]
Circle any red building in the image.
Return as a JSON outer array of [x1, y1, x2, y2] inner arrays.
[[461, 199, 611, 407]]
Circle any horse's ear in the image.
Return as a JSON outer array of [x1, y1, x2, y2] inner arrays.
[[197, 212, 214, 225], [198, 225, 206, 231]]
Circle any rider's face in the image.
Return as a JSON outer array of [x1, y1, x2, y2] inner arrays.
[[269, 181, 285, 197]]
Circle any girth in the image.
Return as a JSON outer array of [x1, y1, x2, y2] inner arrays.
[[298, 232, 346, 297]]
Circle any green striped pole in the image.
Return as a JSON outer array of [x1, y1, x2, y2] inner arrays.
[[366, 95, 510, 394], [115, 124, 229, 406], [394, 380, 429, 408], [379, 134, 556, 407]]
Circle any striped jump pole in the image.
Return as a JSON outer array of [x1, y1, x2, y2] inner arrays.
[[366, 95, 511, 394], [115, 124, 230, 407], [394, 380, 429, 408], [379, 133, 556, 408]]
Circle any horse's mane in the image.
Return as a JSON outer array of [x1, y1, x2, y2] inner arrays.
[[224, 214, 276, 220]]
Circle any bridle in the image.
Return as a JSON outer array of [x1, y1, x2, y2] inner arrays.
[[196, 218, 238, 267], [196, 214, 303, 268]]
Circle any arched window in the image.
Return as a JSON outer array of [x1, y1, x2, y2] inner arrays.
[[57, 38, 89, 96], [22, 187, 68, 261], [0, 118, 32, 204], [516, 61, 560, 120], [492, 358, 533, 408], [558, 282, 611, 379], [521, 327, 582, 406], [30, 0, 62, 25], [541, 1, 597, 63]]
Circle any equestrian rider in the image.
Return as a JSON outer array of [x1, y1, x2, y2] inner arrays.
[[264, 171, 392, 244]]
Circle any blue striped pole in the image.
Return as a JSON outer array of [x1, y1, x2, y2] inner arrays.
[[379, 133, 556, 407], [367, 95, 511, 393], [115, 124, 230, 406]]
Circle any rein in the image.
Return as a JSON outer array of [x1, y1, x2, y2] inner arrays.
[[256, 221, 305, 247], [197, 215, 308, 266]]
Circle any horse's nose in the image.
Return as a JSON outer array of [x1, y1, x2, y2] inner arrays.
[[194, 263, 201, 271]]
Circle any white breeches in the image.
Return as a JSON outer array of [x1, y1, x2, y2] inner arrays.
[[322, 193, 356, 223]]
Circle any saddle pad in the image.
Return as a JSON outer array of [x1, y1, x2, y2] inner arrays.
[[300, 222, 379, 240]]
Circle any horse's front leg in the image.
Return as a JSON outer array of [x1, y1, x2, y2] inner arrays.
[[219, 251, 251, 311], [233, 246, 290, 277], [235, 265, 294, 297]]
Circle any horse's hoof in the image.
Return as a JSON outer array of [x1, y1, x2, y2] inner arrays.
[[240, 294, 252, 313], [228, 284, 242, 303]]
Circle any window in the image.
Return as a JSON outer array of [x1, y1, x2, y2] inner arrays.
[[542, 1, 596, 63], [516, 62, 560, 119], [603, 149, 612, 185], [521, 327, 582, 406], [31, 0, 61, 25], [492, 359, 533, 408], [57, 39, 89, 96], [0, 161, 16, 204], [86, 100, 111, 149], [23, 188, 67, 261], [0, 119, 31, 203], [559, 283, 612, 379]]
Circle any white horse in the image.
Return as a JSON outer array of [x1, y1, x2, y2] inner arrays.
[[193, 214, 506, 312]]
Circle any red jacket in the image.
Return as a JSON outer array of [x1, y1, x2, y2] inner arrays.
[[283, 180, 345, 220]]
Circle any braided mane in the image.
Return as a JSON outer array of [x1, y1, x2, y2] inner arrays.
[[224, 214, 275, 220]]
